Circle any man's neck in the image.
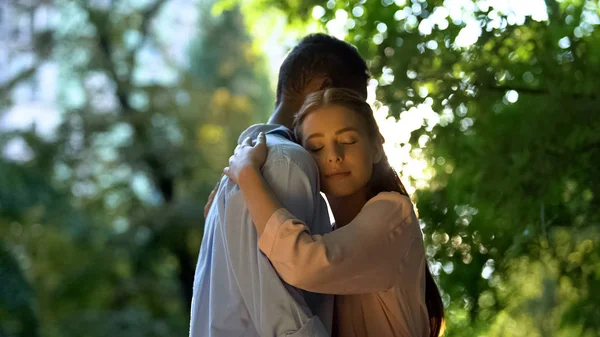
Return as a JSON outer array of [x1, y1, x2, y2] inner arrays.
[[327, 188, 369, 228], [268, 76, 331, 127], [267, 110, 294, 129], [267, 99, 302, 129]]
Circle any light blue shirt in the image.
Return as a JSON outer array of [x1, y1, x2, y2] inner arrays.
[[189, 124, 333, 337]]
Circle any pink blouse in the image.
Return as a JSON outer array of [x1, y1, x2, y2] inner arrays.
[[258, 192, 430, 337]]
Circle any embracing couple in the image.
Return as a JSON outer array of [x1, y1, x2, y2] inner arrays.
[[189, 34, 445, 337]]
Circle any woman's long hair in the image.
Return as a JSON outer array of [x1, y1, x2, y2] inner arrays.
[[293, 88, 445, 337]]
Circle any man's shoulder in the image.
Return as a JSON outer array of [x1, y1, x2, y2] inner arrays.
[[238, 123, 318, 177], [265, 136, 316, 173]]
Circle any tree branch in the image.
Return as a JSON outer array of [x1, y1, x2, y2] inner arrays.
[[125, 0, 169, 81], [83, 0, 168, 114], [82, 1, 195, 307], [0, 65, 39, 98]]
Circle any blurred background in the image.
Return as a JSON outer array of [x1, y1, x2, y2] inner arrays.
[[1, 0, 598, 336]]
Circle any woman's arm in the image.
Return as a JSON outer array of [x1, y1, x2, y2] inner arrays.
[[224, 132, 284, 235], [257, 192, 422, 295], [237, 166, 284, 236], [235, 175, 422, 295]]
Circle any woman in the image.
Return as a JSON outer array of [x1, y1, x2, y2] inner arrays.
[[224, 88, 444, 337]]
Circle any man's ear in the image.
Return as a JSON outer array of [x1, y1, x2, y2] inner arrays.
[[301, 76, 331, 97], [319, 76, 332, 90]]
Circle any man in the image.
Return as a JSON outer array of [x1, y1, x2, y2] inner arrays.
[[190, 34, 369, 337]]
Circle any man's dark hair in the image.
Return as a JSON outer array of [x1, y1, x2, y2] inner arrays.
[[276, 34, 369, 104]]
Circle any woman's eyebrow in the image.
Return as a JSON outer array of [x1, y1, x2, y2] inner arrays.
[[304, 133, 324, 143], [304, 127, 360, 143], [335, 127, 360, 135]]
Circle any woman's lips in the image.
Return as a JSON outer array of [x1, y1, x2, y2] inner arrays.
[[326, 172, 351, 179]]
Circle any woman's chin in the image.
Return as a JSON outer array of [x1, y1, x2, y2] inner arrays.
[[322, 187, 360, 199]]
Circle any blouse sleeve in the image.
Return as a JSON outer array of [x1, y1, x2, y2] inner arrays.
[[257, 192, 423, 294]]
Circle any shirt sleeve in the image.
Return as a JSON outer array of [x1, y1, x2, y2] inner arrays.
[[222, 141, 331, 337], [258, 192, 422, 295]]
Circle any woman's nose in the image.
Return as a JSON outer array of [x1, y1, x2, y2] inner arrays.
[[327, 145, 343, 163]]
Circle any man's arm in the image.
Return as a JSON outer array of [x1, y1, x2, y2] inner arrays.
[[222, 147, 331, 337]]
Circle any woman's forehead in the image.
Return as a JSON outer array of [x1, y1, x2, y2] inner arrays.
[[302, 105, 366, 131]]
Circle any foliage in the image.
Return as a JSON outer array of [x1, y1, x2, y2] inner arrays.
[[1, 0, 272, 336], [2, 0, 599, 336], [233, 0, 600, 336]]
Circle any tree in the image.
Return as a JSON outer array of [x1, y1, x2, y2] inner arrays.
[[226, 0, 600, 336], [1, 0, 272, 336]]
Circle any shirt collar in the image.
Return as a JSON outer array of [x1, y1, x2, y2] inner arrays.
[[237, 124, 296, 143]]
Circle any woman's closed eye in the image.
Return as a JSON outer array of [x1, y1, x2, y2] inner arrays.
[[307, 140, 356, 152], [339, 137, 358, 145]]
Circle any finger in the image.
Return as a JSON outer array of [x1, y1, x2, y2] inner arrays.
[[257, 132, 266, 145]]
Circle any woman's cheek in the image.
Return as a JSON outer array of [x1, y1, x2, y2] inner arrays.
[[313, 153, 327, 170], [349, 145, 368, 162]]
